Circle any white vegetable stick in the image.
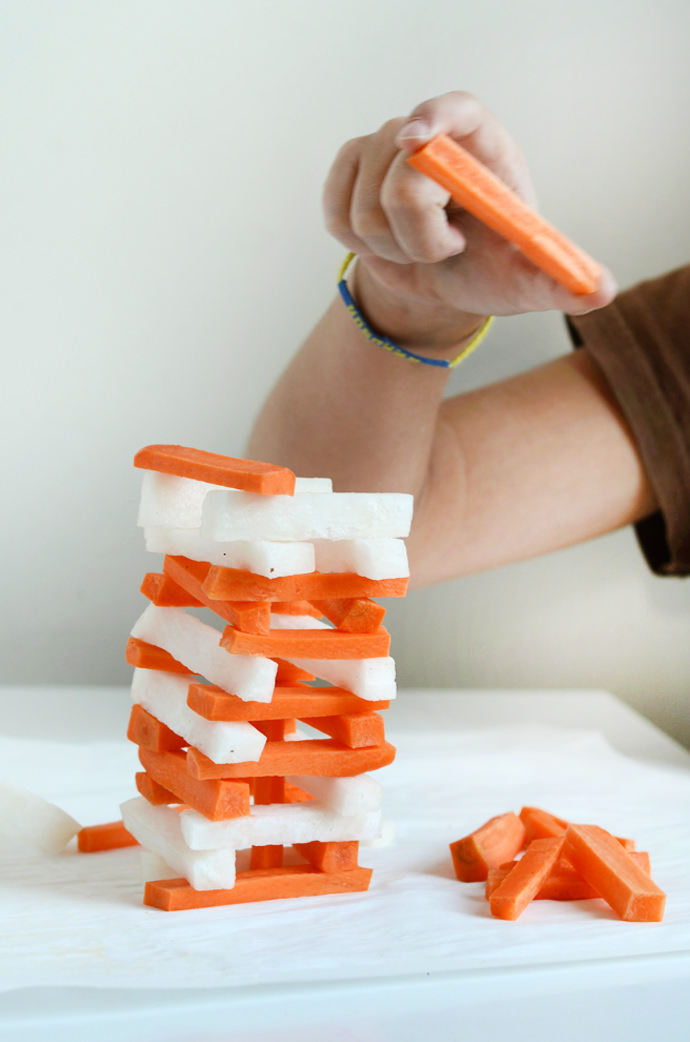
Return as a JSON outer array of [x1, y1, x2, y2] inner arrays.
[[269, 614, 329, 630], [131, 668, 266, 764], [313, 538, 409, 580], [137, 472, 333, 530], [286, 774, 384, 816], [140, 849, 175, 884], [130, 603, 277, 702], [201, 489, 413, 542], [0, 779, 81, 854], [121, 798, 236, 891], [294, 477, 333, 493], [137, 472, 220, 529], [143, 527, 316, 578], [362, 819, 397, 848], [284, 656, 397, 702], [179, 801, 382, 851]]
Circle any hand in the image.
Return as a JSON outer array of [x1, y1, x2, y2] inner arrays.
[[323, 91, 617, 350]]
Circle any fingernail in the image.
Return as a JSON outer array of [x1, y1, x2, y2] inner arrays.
[[396, 117, 432, 144]]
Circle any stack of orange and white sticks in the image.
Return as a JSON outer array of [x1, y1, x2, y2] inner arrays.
[[112, 444, 410, 910]]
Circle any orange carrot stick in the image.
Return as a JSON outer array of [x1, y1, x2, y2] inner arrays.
[[252, 719, 296, 741], [563, 824, 665, 922], [134, 445, 296, 495], [250, 775, 287, 869], [271, 600, 324, 619], [127, 703, 186, 753], [125, 637, 190, 674], [203, 567, 408, 602], [219, 624, 391, 659], [311, 597, 386, 633], [519, 806, 568, 843], [407, 134, 603, 295], [519, 806, 635, 851], [303, 711, 386, 749], [77, 820, 138, 853], [161, 556, 273, 632], [449, 812, 526, 882], [293, 840, 360, 873], [144, 865, 373, 910], [186, 681, 390, 722], [487, 850, 653, 902], [135, 770, 179, 805], [274, 660, 316, 684], [138, 747, 251, 820], [186, 738, 396, 780], [140, 572, 202, 607], [489, 837, 565, 920]]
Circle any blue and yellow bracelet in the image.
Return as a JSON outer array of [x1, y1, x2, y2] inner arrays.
[[337, 252, 493, 370]]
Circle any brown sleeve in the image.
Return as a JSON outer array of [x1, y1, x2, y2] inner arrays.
[[567, 265, 690, 576]]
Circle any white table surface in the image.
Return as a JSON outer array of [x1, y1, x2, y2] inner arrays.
[[1, 685, 689, 1042]]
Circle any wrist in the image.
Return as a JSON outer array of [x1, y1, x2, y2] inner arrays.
[[351, 256, 488, 360]]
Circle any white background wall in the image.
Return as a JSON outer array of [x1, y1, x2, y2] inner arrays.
[[2, 0, 689, 744]]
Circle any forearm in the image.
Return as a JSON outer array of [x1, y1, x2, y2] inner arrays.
[[409, 350, 658, 585], [247, 290, 463, 497]]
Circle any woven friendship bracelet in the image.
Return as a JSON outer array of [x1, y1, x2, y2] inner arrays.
[[337, 252, 493, 370]]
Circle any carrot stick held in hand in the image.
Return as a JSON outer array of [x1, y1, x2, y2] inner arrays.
[[407, 134, 603, 295]]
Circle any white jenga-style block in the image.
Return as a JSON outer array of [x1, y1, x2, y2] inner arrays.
[[130, 669, 267, 764], [285, 773, 384, 816], [178, 801, 382, 851], [313, 538, 410, 579], [137, 472, 333, 530], [121, 798, 236, 890], [143, 527, 316, 577], [201, 489, 413, 542], [130, 603, 277, 702], [285, 656, 397, 702]]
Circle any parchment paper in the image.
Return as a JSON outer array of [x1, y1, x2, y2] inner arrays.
[[1, 724, 689, 992]]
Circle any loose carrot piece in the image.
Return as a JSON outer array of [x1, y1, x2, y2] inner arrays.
[[138, 747, 251, 821], [449, 812, 526, 882], [294, 840, 360, 873], [311, 597, 386, 634], [407, 134, 603, 295], [563, 824, 666, 922], [144, 865, 373, 910], [303, 711, 386, 749], [186, 681, 390, 722], [487, 858, 598, 902], [487, 852, 653, 903], [133, 445, 296, 495], [162, 556, 272, 632], [219, 624, 391, 659], [125, 636, 190, 674], [186, 739, 397, 780], [519, 806, 568, 843], [127, 703, 186, 753], [77, 820, 138, 853], [140, 572, 201, 607], [489, 838, 566, 920], [203, 567, 408, 603]]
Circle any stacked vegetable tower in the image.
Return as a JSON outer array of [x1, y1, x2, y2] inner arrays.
[[122, 445, 411, 911]]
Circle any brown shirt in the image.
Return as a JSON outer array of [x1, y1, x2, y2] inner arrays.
[[568, 265, 690, 576]]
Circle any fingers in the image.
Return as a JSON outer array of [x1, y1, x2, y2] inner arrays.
[[557, 266, 618, 316], [396, 91, 536, 205], [323, 115, 468, 264]]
